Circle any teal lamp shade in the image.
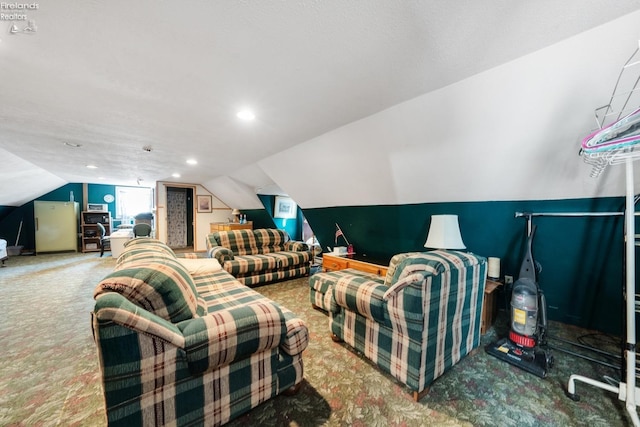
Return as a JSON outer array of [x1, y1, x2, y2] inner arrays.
[[424, 215, 466, 250]]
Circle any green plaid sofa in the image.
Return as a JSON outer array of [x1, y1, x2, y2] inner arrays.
[[92, 238, 309, 426], [310, 250, 486, 400], [206, 228, 312, 286]]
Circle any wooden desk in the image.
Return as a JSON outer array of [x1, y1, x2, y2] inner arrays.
[[210, 221, 253, 232], [322, 253, 388, 276], [482, 279, 503, 335]]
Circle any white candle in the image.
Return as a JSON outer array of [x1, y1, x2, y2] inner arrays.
[[488, 257, 500, 279]]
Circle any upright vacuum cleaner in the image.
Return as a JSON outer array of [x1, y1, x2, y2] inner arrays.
[[485, 224, 554, 378]]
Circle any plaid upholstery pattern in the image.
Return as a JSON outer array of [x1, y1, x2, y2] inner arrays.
[[224, 254, 279, 275], [309, 269, 381, 313], [179, 302, 286, 374], [206, 229, 312, 286], [210, 230, 260, 256], [324, 250, 486, 395], [115, 239, 177, 269], [333, 272, 390, 324], [95, 261, 201, 322], [92, 239, 309, 426]]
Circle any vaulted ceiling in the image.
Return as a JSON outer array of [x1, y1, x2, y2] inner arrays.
[[1, 1, 639, 208]]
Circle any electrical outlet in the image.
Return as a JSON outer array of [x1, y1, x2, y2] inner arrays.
[[504, 275, 513, 285]]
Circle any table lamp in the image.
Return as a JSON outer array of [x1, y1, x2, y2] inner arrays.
[[424, 214, 466, 250], [231, 209, 241, 223]]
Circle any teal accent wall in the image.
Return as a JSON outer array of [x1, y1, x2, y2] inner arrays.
[[0, 183, 631, 336], [87, 183, 117, 218], [0, 183, 122, 250], [303, 197, 629, 336], [257, 194, 304, 240], [0, 183, 84, 250], [0, 206, 16, 223], [242, 208, 277, 230]]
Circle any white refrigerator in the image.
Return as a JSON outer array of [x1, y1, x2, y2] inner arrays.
[[34, 201, 79, 253]]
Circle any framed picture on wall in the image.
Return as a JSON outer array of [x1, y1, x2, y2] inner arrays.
[[274, 196, 297, 219], [197, 195, 212, 213]]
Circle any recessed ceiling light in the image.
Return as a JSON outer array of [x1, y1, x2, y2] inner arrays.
[[86, 164, 98, 169], [172, 173, 181, 178], [237, 109, 256, 121], [186, 159, 197, 165]]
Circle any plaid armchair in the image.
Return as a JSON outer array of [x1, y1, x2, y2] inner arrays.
[[313, 250, 486, 400], [92, 239, 308, 426], [206, 228, 312, 286]]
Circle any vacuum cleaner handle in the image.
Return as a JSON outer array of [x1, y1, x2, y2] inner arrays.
[[519, 224, 537, 281]]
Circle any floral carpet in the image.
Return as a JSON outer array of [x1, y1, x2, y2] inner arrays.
[[0, 252, 633, 426]]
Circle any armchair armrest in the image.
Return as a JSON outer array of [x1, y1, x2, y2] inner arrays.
[[93, 293, 185, 348], [383, 272, 430, 325], [178, 302, 286, 375], [284, 241, 309, 252], [208, 246, 234, 264], [382, 273, 426, 301], [333, 275, 389, 323]]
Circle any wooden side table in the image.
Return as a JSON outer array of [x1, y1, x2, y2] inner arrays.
[[322, 253, 388, 276], [481, 279, 503, 335], [210, 221, 253, 232]]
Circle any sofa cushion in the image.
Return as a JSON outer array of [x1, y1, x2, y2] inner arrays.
[[94, 261, 201, 322], [123, 238, 176, 255], [176, 258, 222, 275], [268, 251, 311, 268], [214, 230, 259, 256], [224, 254, 279, 275], [254, 228, 289, 253], [116, 239, 176, 269]]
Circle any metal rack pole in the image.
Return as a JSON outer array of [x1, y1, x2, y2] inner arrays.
[[515, 211, 624, 217], [566, 158, 640, 427]]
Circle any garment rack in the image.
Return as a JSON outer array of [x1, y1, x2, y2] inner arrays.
[[568, 43, 640, 427]]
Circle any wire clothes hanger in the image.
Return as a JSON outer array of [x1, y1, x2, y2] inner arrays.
[[581, 44, 640, 177]]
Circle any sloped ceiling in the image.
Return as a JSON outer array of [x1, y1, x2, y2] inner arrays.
[[0, 1, 639, 207]]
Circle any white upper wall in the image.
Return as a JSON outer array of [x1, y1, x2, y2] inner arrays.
[[259, 11, 640, 208]]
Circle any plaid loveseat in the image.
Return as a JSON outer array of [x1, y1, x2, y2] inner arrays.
[[312, 250, 486, 400], [206, 228, 312, 286], [92, 238, 309, 426]]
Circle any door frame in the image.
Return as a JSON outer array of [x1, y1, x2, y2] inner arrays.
[[156, 182, 197, 248]]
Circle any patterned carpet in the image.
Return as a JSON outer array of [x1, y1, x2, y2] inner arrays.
[[0, 252, 633, 426]]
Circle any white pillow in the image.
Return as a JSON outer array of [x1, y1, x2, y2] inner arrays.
[[176, 258, 222, 274]]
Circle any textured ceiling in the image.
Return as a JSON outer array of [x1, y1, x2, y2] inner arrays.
[[0, 1, 639, 206]]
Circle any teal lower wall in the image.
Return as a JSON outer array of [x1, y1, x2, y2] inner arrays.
[[0, 186, 631, 336], [0, 183, 123, 251], [304, 197, 630, 336], [0, 183, 85, 250]]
